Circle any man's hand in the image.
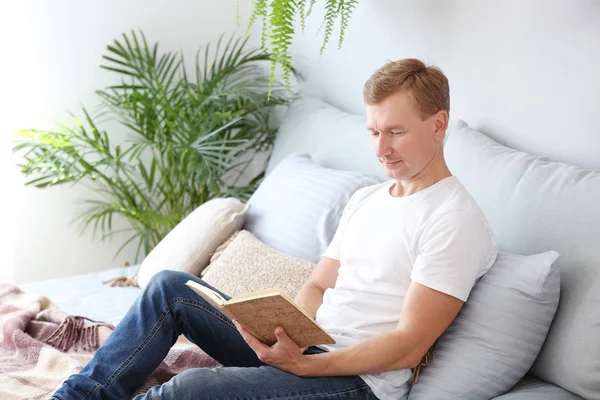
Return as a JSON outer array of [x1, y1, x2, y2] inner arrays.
[[233, 321, 308, 375]]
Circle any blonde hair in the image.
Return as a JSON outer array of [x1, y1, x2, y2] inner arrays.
[[363, 58, 450, 120]]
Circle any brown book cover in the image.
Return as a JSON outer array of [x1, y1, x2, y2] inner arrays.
[[185, 280, 336, 348]]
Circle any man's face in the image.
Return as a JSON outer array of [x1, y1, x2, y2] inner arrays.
[[366, 91, 443, 180]]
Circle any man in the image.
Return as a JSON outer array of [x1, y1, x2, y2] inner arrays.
[[52, 58, 496, 400]]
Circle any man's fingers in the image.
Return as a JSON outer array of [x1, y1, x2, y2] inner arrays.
[[274, 326, 300, 349], [234, 320, 270, 354], [274, 326, 291, 343], [274, 326, 286, 338]]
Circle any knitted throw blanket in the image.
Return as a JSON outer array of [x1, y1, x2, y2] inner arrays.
[[0, 283, 220, 399]]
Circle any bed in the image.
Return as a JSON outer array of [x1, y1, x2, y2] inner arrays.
[[6, 264, 219, 400], [18, 265, 140, 326], [6, 95, 598, 399]]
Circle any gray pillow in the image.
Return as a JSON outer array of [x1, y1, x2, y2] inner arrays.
[[244, 153, 382, 263], [408, 251, 560, 400], [444, 120, 600, 399], [492, 375, 583, 400]]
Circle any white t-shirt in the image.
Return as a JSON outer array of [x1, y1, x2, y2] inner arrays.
[[315, 176, 497, 400]]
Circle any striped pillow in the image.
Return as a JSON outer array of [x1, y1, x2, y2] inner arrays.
[[408, 251, 561, 400], [243, 153, 382, 263]]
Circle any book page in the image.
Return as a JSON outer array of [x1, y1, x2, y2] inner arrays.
[[223, 294, 335, 348], [228, 287, 283, 303], [185, 281, 225, 310]]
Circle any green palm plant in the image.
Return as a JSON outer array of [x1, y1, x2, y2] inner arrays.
[[13, 30, 295, 262]]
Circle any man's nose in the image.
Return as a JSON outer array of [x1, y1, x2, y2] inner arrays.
[[375, 135, 393, 158]]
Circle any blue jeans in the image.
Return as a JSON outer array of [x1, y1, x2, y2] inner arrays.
[[50, 270, 377, 400]]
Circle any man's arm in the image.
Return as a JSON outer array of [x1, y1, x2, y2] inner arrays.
[[294, 256, 340, 319], [235, 211, 490, 377], [296, 281, 464, 376]]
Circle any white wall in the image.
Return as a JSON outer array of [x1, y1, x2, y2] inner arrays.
[[2, 0, 598, 283], [284, 0, 600, 170], [0, 132, 16, 284], [1, 0, 253, 283]]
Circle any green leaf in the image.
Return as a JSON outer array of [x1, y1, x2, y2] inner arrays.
[[321, 0, 341, 54], [298, 0, 307, 33], [339, 0, 358, 49], [100, 66, 140, 78], [306, 0, 317, 16]]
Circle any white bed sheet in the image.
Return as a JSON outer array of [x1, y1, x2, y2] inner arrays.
[[18, 266, 141, 326]]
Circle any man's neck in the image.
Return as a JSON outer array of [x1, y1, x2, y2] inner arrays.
[[389, 153, 452, 198]]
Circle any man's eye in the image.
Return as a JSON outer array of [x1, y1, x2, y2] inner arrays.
[[370, 131, 379, 137], [393, 131, 405, 136]]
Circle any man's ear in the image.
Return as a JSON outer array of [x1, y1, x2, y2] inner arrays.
[[433, 110, 449, 143]]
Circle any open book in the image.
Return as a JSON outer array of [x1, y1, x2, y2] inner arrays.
[[185, 280, 336, 348]]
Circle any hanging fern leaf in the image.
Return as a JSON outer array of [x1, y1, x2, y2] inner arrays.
[[306, 0, 317, 16], [298, 0, 307, 33], [261, 10, 270, 50], [339, 0, 358, 49], [320, 0, 341, 54], [246, 0, 268, 42], [269, 0, 296, 91], [243, 0, 359, 96]]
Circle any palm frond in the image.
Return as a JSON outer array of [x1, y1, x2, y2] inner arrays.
[[13, 31, 292, 262]]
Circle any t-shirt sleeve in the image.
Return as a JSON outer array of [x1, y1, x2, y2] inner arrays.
[[411, 210, 497, 302], [322, 189, 364, 260]]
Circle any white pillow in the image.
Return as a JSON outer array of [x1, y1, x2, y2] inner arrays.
[[136, 198, 249, 289], [408, 251, 561, 400], [243, 153, 383, 263]]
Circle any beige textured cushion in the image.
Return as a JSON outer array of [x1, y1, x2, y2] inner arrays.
[[201, 230, 316, 298], [136, 198, 249, 289]]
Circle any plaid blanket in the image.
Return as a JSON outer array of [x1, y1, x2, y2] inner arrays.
[[0, 283, 221, 399]]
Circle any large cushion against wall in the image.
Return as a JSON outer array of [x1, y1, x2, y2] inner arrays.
[[443, 120, 600, 399], [266, 96, 386, 178], [265, 95, 450, 178]]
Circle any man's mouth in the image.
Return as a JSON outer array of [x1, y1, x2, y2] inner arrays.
[[382, 160, 401, 167]]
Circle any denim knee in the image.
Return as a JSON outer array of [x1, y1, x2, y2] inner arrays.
[[145, 270, 194, 294]]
